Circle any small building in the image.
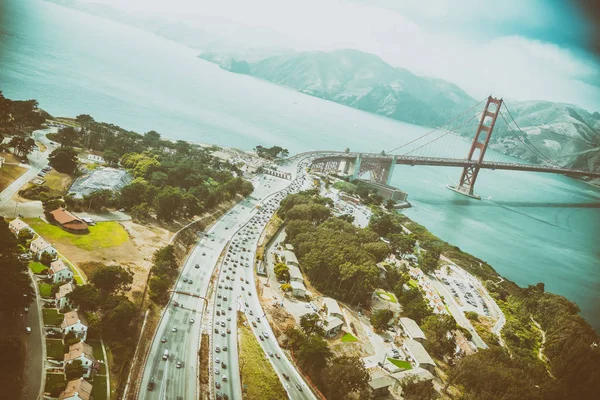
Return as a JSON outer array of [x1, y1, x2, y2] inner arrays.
[[87, 154, 105, 164], [322, 297, 344, 320], [49, 259, 74, 284], [50, 208, 89, 233], [59, 377, 93, 400], [9, 218, 32, 237], [403, 339, 436, 373], [56, 282, 75, 310], [390, 367, 434, 391], [399, 317, 426, 342], [283, 250, 299, 267], [324, 316, 344, 337], [30, 236, 57, 260], [369, 374, 393, 398], [61, 310, 89, 341], [409, 267, 424, 280], [290, 281, 307, 298], [288, 265, 304, 283], [284, 243, 294, 251], [64, 342, 96, 378]]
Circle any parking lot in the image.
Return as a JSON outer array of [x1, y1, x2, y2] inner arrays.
[[437, 267, 488, 316]]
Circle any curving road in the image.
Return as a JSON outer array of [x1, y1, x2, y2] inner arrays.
[[138, 157, 314, 400]]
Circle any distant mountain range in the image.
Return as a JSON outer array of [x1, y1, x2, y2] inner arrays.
[[200, 50, 600, 174]]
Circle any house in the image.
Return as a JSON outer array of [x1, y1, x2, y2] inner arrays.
[[399, 317, 426, 342], [390, 367, 434, 392], [56, 282, 75, 310], [324, 316, 344, 337], [369, 374, 393, 398], [87, 154, 105, 164], [50, 208, 89, 233], [30, 236, 57, 260], [409, 267, 424, 280], [403, 339, 436, 373], [9, 218, 32, 237], [61, 310, 89, 340], [290, 281, 307, 298], [288, 265, 304, 283], [49, 259, 74, 283], [284, 243, 294, 251], [64, 342, 96, 378], [283, 250, 299, 267], [322, 297, 344, 320], [58, 377, 93, 400]]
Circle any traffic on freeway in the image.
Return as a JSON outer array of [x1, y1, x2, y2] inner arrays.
[[138, 158, 312, 400], [211, 158, 317, 400]]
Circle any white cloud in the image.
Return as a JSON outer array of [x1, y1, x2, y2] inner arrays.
[[85, 0, 600, 110]]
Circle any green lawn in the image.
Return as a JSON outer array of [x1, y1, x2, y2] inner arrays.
[[89, 340, 107, 374], [408, 279, 419, 288], [375, 289, 398, 303], [46, 339, 65, 360], [341, 333, 358, 342], [45, 373, 66, 392], [43, 309, 63, 326], [388, 358, 412, 370], [91, 375, 107, 400], [29, 261, 48, 274], [24, 219, 129, 251], [38, 282, 53, 298], [239, 315, 287, 400]]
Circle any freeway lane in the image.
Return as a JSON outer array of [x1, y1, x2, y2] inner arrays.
[[211, 158, 317, 400], [139, 162, 307, 400]]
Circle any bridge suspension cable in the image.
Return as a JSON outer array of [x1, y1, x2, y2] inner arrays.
[[499, 102, 563, 167], [386, 97, 487, 154], [400, 111, 482, 156]]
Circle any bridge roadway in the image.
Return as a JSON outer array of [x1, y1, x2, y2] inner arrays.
[[304, 152, 600, 178]]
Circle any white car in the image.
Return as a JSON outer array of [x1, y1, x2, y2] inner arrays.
[[25, 327, 32, 334]]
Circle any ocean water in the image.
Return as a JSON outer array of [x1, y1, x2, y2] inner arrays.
[[1, 0, 599, 329]]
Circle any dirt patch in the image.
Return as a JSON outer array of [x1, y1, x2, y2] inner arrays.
[[0, 152, 23, 164], [0, 162, 27, 192], [199, 333, 210, 400]]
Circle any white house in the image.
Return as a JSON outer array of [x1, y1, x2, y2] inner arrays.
[[61, 310, 88, 341], [49, 259, 74, 283], [399, 317, 426, 342], [58, 378, 93, 400], [322, 297, 344, 320], [409, 267, 424, 280], [56, 282, 75, 310], [283, 250, 300, 267], [290, 281, 307, 298], [64, 342, 96, 378], [288, 265, 304, 283], [403, 339, 436, 373], [30, 236, 57, 260], [324, 316, 344, 337], [9, 218, 32, 237]]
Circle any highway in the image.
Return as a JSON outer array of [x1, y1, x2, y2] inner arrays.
[[211, 158, 317, 400], [138, 157, 315, 400]]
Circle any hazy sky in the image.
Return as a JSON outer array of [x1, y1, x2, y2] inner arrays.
[[90, 0, 600, 110]]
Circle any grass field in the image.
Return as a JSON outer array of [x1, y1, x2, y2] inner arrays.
[[375, 289, 398, 303], [43, 170, 72, 197], [43, 309, 63, 326], [44, 373, 66, 392], [29, 261, 48, 274], [0, 163, 27, 192], [388, 358, 412, 370], [341, 333, 358, 342], [91, 375, 107, 400], [238, 315, 287, 400], [46, 339, 65, 360], [408, 279, 419, 288], [38, 282, 53, 298], [89, 340, 107, 374], [24, 218, 129, 251]]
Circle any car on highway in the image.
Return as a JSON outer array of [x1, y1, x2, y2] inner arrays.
[[252, 321, 257, 327], [275, 353, 280, 359], [190, 318, 195, 323], [222, 362, 227, 369], [222, 345, 227, 351], [147, 378, 155, 391], [222, 375, 227, 382], [215, 368, 220, 375], [183, 278, 188, 282], [215, 328, 219, 334], [161, 337, 167, 343], [282, 373, 290, 380], [215, 358, 220, 364], [268, 351, 273, 357], [25, 327, 31, 334], [202, 252, 206, 255], [195, 263, 200, 268], [176, 361, 182, 368], [172, 327, 177, 332], [188, 279, 193, 284]]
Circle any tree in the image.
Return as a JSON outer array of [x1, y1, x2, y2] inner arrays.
[[385, 199, 396, 210], [17, 229, 34, 245], [399, 288, 432, 324], [155, 186, 183, 220], [389, 233, 416, 255], [9, 136, 35, 158], [68, 285, 101, 312], [296, 334, 332, 373], [48, 147, 78, 174], [280, 283, 292, 293], [102, 149, 119, 167], [83, 189, 116, 211], [40, 251, 54, 266], [143, 130, 161, 148], [322, 356, 370, 400], [130, 202, 151, 221], [421, 314, 457, 358], [153, 245, 178, 270], [65, 359, 87, 380], [90, 265, 133, 295], [56, 126, 78, 147], [419, 250, 440, 274], [101, 295, 136, 340], [362, 242, 390, 262], [370, 309, 394, 331], [400, 376, 438, 400], [300, 313, 325, 337], [274, 263, 290, 282]]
